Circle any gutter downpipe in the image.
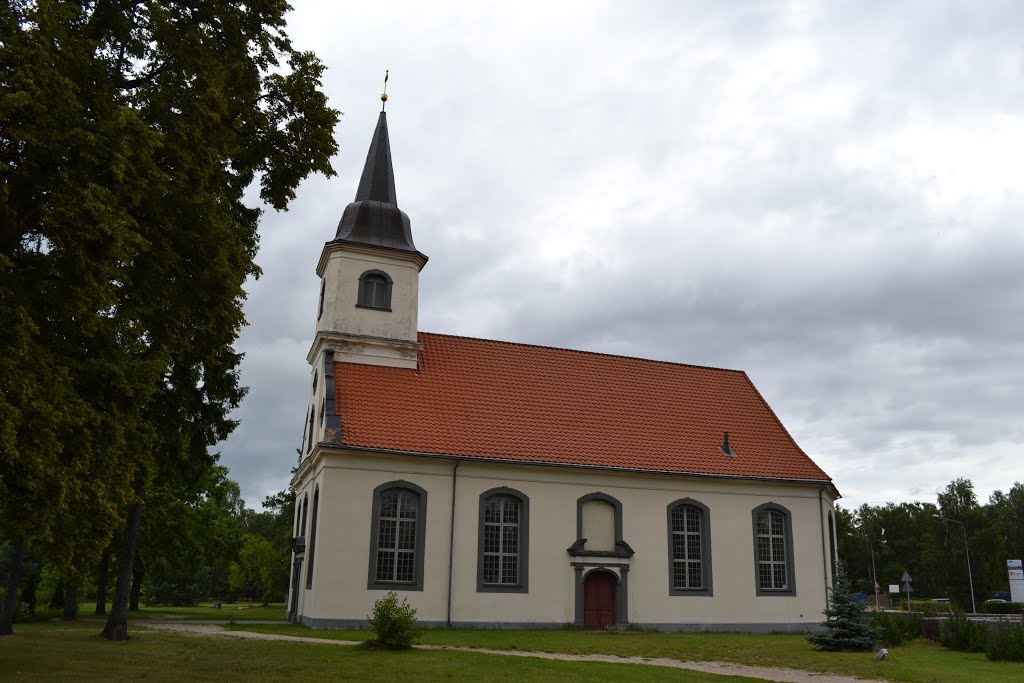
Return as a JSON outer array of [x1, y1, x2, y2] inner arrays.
[[818, 486, 830, 606], [446, 460, 460, 628]]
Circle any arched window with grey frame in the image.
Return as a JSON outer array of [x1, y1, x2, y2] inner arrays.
[[752, 502, 796, 596], [305, 485, 320, 588], [477, 487, 529, 593], [357, 270, 393, 310], [667, 498, 712, 596], [367, 481, 427, 591]]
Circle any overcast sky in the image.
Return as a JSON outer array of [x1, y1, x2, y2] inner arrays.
[[221, 0, 1024, 513]]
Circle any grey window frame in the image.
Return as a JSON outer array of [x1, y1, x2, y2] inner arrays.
[[568, 492, 633, 557], [306, 485, 320, 588], [476, 487, 529, 593], [317, 278, 325, 320], [751, 502, 796, 596], [306, 409, 314, 453], [300, 493, 308, 537], [666, 498, 713, 597], [367, 480, 427, 591], [357, 269, 393, 311]]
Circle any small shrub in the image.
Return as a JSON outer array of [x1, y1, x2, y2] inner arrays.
[[871, 611, 922, 647], [985, 620, 1024, 661], [939, 609, 988, 653], [368, 591, 421, 649]]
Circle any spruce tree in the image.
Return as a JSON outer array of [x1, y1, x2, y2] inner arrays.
[[807, 563, 881, 651]]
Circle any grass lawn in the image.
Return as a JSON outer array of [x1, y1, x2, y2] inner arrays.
[[130, 602, 287, 621], [226, 623, 1024, 683], [60, 601, 288, 622], [0, 622, 756, 682]]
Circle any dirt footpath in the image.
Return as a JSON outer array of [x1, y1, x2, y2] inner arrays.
[[141, 623, 887, 683]]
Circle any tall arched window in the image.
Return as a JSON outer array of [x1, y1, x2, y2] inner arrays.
[[317, 278, 325, 320], [306, 486, 320, 588], [752, 503, 796, 596], [306, 409, 314, 453], [367, 481, 427, 591], [357, 270, 392, 310], [477, 487, 529, 593], [299, 493, 308, 539], [667, 498, 712, 596]]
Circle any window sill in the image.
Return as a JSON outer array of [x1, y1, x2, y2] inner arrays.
[[367, 580, 423, 592], [755, 588, 797, 597], [355, 304, 392, 312], [669, 588, 713, 597], [477, 583, 529, 594]]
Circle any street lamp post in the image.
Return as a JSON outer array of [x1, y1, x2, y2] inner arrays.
[[849, 531, 880, 610], [933, 514, 977, 614]]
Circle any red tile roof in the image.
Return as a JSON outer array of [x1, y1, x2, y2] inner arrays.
[[333, 333, 831, 482]]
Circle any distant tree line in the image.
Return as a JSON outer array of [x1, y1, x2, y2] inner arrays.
[[0, 1, 338, 638], [837, 478, 1024, 609], [0, 476, 295, 618]]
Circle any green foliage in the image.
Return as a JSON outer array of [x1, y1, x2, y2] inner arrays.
[[368, 592, 422, 649], [807, 563, 881, 651], [939, 609, 988, 653], [839, 478, 1024, 615], [1, 0, 338, 637], [982, 602, 1024, 615], [985, 620, 1024, 661], [871, 611, 922, 647], [229, 534, 285, 604]]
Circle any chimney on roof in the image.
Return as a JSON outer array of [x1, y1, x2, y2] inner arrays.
[[720, 431, 737, 457]]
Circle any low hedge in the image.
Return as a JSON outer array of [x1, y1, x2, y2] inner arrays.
[[871, 611, 922, 647], [940, 609, 1024, 661]]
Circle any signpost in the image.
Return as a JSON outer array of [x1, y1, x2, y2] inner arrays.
[[1009, 560, 1024, 603], [901, 570, 913, 612]]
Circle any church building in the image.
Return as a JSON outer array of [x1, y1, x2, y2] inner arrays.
[[288, 103, 840, 631]]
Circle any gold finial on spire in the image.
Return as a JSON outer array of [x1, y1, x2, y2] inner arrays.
[[380, 69, 389, 110]]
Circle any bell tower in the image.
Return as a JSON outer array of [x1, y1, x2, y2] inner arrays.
[[309, 102, 428, 372]]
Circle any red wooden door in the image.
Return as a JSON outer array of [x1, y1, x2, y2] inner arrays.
[[583, 571, 616, 628]]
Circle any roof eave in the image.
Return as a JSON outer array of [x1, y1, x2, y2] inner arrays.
[[312, 442, 836, 491]]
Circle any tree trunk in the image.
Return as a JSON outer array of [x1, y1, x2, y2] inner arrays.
[[0, 542, 25, 636], [129, 561, 144, 611], [101, 495, 144, 641], [62, 579, 78, 620], [95, 549, 111, 616]]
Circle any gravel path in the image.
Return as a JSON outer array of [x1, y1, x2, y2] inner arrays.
[[141, 623, 887, 683]]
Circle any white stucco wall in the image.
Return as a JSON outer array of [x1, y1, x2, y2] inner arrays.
[[316, 245, 420, 344], [289, 449, 837, 630]]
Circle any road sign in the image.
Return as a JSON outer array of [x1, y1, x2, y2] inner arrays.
[[888, 584, 899, 593], [901, 570, 912, 583]]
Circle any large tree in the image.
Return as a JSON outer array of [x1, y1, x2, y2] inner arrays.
[[1, 0, 338, 638]]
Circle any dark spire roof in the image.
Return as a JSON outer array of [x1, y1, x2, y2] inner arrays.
[[335, 111, 420, 254]]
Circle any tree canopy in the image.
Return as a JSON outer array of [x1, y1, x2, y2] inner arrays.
[[838, 478, 1024, 610], [0, 0, 339, 637]]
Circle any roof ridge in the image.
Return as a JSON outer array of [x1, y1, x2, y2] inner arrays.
[[419, 330, 746, 375]]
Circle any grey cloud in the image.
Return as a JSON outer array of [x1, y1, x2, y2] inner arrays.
[[217, 1, 1024, 512]]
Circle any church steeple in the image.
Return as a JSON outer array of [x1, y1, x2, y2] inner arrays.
[[334, 111, 423, 256], [311, 98, 427, 372]]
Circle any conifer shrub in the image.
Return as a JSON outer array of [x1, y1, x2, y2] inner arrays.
[[807, 563, 881, 651], [871, 611, 922, 647], [939, 609, 988, 652], [368, 591, 421, 649], [985, 620, 1024, 661]]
